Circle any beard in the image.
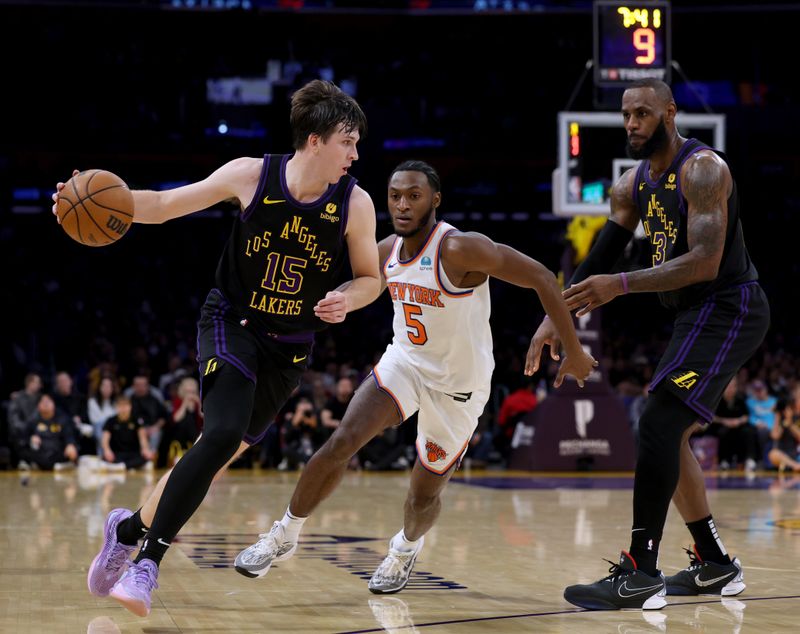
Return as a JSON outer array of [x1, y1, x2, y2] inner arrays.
[[626, 116, 668, 160], [393, 205, 435, 238]]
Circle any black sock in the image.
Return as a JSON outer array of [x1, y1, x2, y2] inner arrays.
[[134, 534, 170, 566], [686, 515, 731, 565], [629, 540, 659, 576], [116, 509, 149, 546]]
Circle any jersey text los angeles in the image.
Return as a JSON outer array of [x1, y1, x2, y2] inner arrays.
[[214, 154, 355, 334]]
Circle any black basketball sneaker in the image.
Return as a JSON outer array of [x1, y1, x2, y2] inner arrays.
[[665, 546, 745, 596], [564, 551, 667, 611]]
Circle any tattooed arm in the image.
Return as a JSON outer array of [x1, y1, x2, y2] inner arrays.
[[563, 150, 731, 315], [624, 150, 731, 292]]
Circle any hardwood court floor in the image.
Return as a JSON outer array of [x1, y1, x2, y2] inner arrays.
[[1, 467, 799, 633]]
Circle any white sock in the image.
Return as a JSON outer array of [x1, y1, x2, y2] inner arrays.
[[279, 507, 307, 543], [391, 529, 420, 553]]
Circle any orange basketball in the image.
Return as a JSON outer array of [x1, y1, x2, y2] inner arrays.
[[56, 170, 134, 246]]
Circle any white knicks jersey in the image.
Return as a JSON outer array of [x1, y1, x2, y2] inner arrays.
[[382, 221, 494, 392]]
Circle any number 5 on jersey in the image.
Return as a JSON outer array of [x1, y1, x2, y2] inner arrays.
[[402, 303, 428, 345]]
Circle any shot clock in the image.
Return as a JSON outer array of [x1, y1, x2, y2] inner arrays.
[[594, 1, 671, 87]]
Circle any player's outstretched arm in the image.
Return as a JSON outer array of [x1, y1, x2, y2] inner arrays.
[[566, 151, 730, 316], [314, 186, 381, 324], [561, 168, 639, 316], [441, 232, 597, 387], [51, 157, 262, 226]]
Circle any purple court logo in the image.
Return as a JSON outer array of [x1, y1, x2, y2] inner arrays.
[[176, 533, 467, 590]]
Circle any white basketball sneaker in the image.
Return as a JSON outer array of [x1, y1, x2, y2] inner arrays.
[[234, 521, 297, 578]]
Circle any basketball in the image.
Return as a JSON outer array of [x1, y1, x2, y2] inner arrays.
[[56, 169, 134, 246]]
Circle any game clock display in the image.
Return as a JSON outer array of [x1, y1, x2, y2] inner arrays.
[[594, 1, 671, 86]]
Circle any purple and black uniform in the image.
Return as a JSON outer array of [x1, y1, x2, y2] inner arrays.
[[634, 139, 770, 423], [197, 154, 355, 443]]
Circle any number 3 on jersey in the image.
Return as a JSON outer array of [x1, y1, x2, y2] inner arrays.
[[402, 303, 428, 345]]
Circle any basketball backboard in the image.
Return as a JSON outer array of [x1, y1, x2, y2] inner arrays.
[[553, 111, 725, 216]]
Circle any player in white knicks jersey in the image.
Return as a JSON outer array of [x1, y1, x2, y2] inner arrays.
[[234, 160, 597, 593], [378, 209, 495, 475]]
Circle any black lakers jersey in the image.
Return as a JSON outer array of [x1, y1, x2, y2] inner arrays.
[[633, 138, 758, 310], [215, 154, 355, 335]]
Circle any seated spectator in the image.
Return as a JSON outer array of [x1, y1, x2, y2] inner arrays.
[[88, 376, 118, 455], [767, 399, 800, 473], [495, 377, 537, 459], [281, 396, 325, 471], [7, 373, 42, 465], [164, 377, 203, 467], [101, 395, 154, 470], [260, 390, 301, 469], [320, 377, 354, 441], [711, 377, 758, 471], [126, 373, 170, 457], [53, 370, 93, 455], [747, 379, 778, 463], [21, 394, 78, 471]]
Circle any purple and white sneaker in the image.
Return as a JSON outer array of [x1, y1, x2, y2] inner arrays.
[[110, 559, 159, 617], [87, 508, 136, 597]]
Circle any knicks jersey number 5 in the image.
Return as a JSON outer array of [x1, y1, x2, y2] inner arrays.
[[382, 221, 494, 393]]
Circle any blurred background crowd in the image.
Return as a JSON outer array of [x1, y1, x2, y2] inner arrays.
[[1, 0, 798, 474]]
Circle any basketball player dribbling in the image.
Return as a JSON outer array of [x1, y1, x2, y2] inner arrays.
[[52, 80, 381, 616], [233, 160, 598, 593], [530, 79, 770, 610]]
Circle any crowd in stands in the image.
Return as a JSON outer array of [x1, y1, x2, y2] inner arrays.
[[2, 315, 798, 475]]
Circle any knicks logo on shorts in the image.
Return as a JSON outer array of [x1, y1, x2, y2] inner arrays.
[[425, 440, 447, 463], [204, 357, 219, 376], [670, 370, 700, 390]]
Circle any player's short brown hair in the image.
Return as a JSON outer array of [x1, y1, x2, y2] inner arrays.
[[290, 80, 367, 150]]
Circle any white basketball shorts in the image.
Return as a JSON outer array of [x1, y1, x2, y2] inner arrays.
[[372, 343, 490, 475]]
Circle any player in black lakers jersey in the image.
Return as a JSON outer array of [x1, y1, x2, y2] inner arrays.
[[531, 79, 770, 610], [53, 80, 381, 616]]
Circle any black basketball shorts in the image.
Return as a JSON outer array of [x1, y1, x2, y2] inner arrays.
[[196, 290, 312, 444], [650, 281, 770, 424]]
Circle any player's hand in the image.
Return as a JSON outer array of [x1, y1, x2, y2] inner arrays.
[[563, 274, 624, 317], [314, 291, 348, 323], [103, 449, 115, 462], [64, 444, 78, 462], [51, 169, 80, 224], [525, 317, 561, 376], [554, 349, 598, 389]]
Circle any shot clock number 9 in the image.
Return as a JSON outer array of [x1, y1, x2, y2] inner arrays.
[[593, 1, 671, 86]]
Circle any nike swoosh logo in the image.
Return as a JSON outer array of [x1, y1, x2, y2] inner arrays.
[[386, 263, 397, 269], [263, 196, 286, 205], [694, 571, 736, 587], [293, 355, 307, 364], [157, 538, 170, 547], [617, 581, 663, 598]]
